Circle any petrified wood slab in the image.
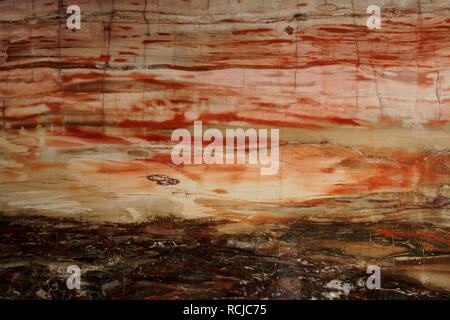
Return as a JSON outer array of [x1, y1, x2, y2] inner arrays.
[[0, 0, 448, 299]]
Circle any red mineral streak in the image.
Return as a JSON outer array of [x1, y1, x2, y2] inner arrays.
[[232, 28, 274, 35], [115, 112, 190, 129], [212, 189, 228, 194], [118, 51, 139, 56], [230, 39, 293, 46], [142, 40, 172, 44], [45, 138, 86, 147], [0, 0, 449, 299], [126, 72, 187, 90], [62, 72, 103, 82], [318, 27, 358, 34], [62, 126, 131, 145], [329, 151, 449, 196], [199, 112, 326, 130], [300, 199, 326, 205], [169, 99, 194, 105], [135, 133, 172, 143], [62, 55, 111, 64], [27, 161, 67, 171]]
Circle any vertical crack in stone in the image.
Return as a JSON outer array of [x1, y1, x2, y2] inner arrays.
[[143, 0, 150, 65], [371, 60, 383, 117], [101, 0, 116, 132], [350, 0, 360, 116], [57, 0, 63, 83], [436, 71, 442, 120]]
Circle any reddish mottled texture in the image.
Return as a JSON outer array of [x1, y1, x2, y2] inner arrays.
[[0, 0, 448, 300]]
